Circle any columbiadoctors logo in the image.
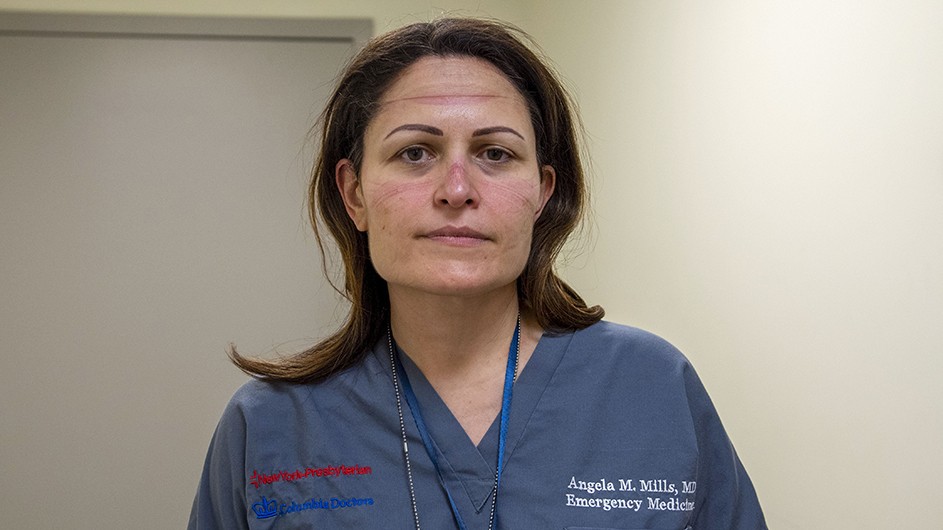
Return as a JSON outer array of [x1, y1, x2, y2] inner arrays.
[[252, 496, 374, 520]]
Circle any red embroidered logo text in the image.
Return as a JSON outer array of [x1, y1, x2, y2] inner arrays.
[[250, 465, 372, 489]]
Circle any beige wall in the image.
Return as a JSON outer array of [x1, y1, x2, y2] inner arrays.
[[526, 2, 943, 529], [1, 1, 940, 529]]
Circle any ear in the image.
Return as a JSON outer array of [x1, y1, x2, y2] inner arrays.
[[534, 164, 557, 220], [336, 159, 368, 231]]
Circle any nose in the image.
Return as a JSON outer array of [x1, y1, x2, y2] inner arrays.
[[434, 160, 480, 208]]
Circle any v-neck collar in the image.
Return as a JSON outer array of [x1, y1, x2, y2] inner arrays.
[[391, 331, 574, 512]]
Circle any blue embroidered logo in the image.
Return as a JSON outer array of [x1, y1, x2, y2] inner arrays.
[[252, 497, 278, 519], [250, 495, 374, 520]]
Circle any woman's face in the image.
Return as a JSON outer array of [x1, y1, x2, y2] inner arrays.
[[337, 55, 555, 302]]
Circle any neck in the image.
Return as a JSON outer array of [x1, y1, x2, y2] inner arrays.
[[388, 285, 544, 445], [389, 286, 521, 378]]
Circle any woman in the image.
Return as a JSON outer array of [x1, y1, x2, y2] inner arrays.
[[189, 18, 766, 529]]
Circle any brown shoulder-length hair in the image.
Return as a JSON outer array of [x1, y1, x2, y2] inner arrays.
[[231, 17, 603, 383]]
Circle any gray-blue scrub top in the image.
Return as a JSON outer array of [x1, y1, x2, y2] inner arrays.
[[189, 321, 767, 529]]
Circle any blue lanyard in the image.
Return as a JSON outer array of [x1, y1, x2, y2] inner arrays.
[[392, 320, 520, 530]]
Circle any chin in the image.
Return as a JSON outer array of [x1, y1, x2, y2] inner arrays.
[[393, 274, 519, 300]]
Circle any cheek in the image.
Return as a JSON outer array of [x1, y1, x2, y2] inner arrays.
[[483, 179, 545, 221], [480, 179, 545, 263], [364, 180, 427, 231]]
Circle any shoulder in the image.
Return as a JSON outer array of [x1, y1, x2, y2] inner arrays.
[[541, 320, 701, 407], [223, 378, 306, 414], [227, 378, 302, 412], [219, 360, 368, 430], [207, 379, 300, 441], [566, 320, 693, 375], [572, 320, 682, 351]]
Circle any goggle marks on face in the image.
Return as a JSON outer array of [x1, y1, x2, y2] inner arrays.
[[338, 56, 555, 300]]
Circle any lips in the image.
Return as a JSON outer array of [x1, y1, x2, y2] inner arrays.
[[424, 226, 489, 245]]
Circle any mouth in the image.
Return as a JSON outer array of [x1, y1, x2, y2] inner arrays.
[[424, 226, 489, 246]]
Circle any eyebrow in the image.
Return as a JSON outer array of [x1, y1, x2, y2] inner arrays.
[[383, 124, 525, 140], [472, 126, 525, 140], [384, 124, 442, 139]]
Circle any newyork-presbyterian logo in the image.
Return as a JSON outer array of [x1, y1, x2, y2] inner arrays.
[[249, 464, 372, 489]]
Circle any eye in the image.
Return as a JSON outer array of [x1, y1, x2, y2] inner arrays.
[[482, 147, 511, 162], [399, 146, 431, 163]]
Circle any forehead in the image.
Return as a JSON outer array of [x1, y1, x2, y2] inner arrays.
[[379, 55, 526, 107]]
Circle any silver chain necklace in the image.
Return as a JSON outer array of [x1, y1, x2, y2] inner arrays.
[[388, 316, 521, 530]]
